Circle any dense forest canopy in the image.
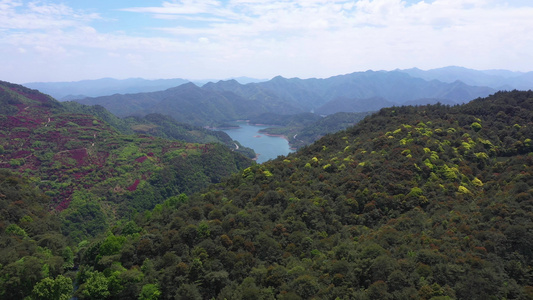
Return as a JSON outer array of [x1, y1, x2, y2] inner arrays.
[[74, 91, 533, 298], [1, 81, 533, 299]]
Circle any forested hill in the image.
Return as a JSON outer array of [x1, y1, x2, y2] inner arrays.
[[71, 90, 533, 299], [0, 80, 253, 233], [75, 82, 302, 127]]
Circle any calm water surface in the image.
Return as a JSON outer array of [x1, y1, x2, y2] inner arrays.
[[221, 122, 294, 164]]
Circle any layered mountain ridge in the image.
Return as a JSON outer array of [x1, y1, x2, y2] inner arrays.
[[70, 70, 496, 127]]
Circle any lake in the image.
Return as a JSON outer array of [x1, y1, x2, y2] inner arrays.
[[220, 122, 294, 164]]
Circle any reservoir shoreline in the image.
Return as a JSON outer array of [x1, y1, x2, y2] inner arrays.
[[218, 121, 293, 164]]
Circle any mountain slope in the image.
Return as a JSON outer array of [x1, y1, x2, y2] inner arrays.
[[76, 82, 303, 126], [315, 96, 397, 115], [74, 90, 533, 299], [61, 101, 256, 158], [0, 169, 71, 299], [0, 81, 253, 233]]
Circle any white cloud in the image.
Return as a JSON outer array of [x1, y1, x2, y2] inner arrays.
[[0, 0, 99, 30], [1, 0, 533, 82]]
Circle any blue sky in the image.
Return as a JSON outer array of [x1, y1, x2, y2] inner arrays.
[[1, 0, 532, 83]]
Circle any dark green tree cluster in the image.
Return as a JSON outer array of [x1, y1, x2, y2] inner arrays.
[[71, 90, 533, 299], [0, 169, 73, 299]]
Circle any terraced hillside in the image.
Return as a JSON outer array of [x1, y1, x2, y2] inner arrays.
[[0, 81, 252, 222]]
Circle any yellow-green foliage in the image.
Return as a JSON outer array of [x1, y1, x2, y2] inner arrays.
[[441, 164, 458, 181], [472, 177, 483, 187], [475, 152, 489, 160], [399, 138, 413, 145], [430, 152, 439, 162], [164, 149, 185, 159], [118, 144, 141, 161], [424, 159, 434, 170], [458, 186, 471, 194], [461, 142, 472, 150], [242, 167, 253, 179], [471, 122, 482, 132], [478, 138, 493, 148], [263, 170, 273, 177], [407, 187, 423, 198]]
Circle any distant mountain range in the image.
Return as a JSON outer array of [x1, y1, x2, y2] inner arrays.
[[23, 77, 266, 100], [397, 66, 533, 91], [67, 69, 502, 126], [23, 67, 533, 107], [74, 82, 303, 127], [245, 70, 495, 111]]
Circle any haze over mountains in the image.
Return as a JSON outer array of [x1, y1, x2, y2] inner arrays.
[[24, 77, 266, 101], [24, 66, 532, 105], [400, 66, 533, 90], [43, 67, 521, 129]]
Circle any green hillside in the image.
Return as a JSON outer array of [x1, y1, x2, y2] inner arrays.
[[62, 101, 256, 159], [66, 90, 533, 299], [0, 81, 253, 234], [76, 82, 302, 127], [2, 85, 532, 299]]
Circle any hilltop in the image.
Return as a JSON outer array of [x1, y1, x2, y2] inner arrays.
[[62, 90, 533, 299]]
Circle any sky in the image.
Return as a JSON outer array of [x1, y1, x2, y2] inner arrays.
[[1, 0, 533, 83]]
